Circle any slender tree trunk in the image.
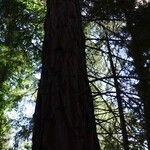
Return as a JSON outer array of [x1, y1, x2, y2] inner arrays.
[[106, 34, 129, 150], [125, 7, 150, 149], [32, 0, 100, 150], [129, 47, 150, 149], [117, 1, 150, 148]]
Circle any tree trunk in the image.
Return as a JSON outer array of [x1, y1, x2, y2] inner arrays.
[[106, 34, 129, 150], [32, 0, 100, 150], [125, 6, 150, 149]]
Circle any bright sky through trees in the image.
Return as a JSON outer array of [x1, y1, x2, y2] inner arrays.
[[0, 0, 150, 149]]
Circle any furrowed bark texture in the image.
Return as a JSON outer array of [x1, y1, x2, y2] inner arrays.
[[32, 0, 100, 150]]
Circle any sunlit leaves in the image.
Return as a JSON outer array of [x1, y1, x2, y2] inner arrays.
[[0, 0, 45, 148]]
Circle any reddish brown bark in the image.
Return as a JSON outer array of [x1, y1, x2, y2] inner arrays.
[[32, 0, 100, 150]]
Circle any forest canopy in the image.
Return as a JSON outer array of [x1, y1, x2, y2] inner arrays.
[[0, 0, 150, 149]]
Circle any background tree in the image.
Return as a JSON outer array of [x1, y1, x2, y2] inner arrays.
[[0, 0, 149, 149], [82, 0, 149, 149], [0, 0, 44, 149]]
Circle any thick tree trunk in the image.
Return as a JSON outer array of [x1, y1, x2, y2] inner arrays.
[[32, 0, 100, 150]]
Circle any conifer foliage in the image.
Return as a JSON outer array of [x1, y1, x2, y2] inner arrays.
[[0, 0, 150, 149]]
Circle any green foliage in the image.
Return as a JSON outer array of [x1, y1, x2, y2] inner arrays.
[[0, 0, 44, 148], [0, 0, 149, 149]]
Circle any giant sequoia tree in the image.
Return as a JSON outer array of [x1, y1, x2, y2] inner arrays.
[[1, 0, 150, 149], [32, 0, 100, 150]]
